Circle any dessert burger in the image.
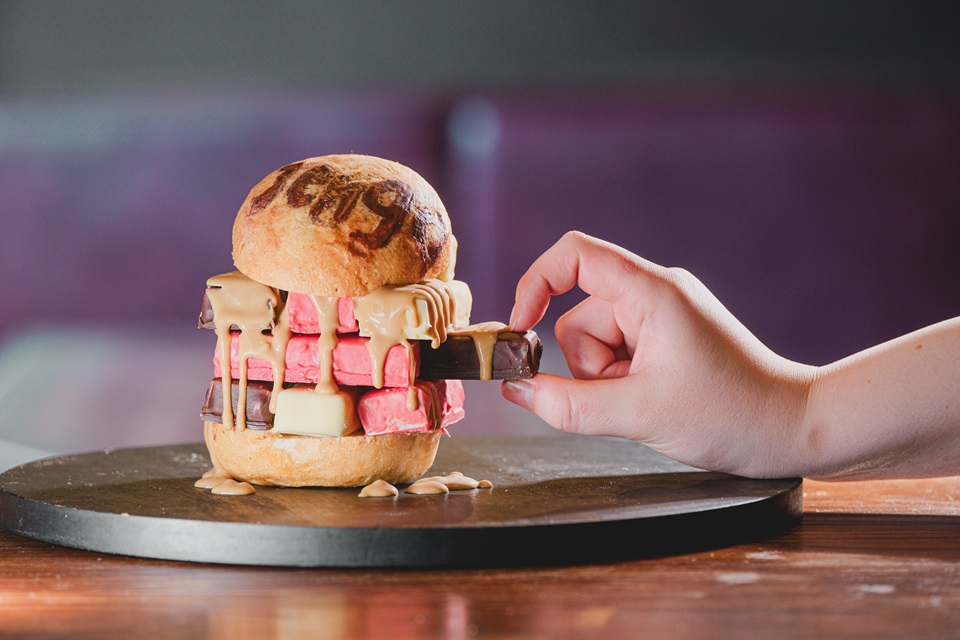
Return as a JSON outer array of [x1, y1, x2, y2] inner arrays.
[[195, 154, 541, 495]]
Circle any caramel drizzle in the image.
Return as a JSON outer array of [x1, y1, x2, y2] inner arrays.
[[206, 272, 290, 431], [197, 272, 302, 494], [451, 321, 508, 381], [358, 479, 399, 497], [418, 381, 443, 430], [353, 279, 472, 410], [310, 295, 341, 396], [359, 472, 493, 498]]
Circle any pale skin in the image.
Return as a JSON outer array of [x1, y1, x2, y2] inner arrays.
[[501, 231, 960, 480]]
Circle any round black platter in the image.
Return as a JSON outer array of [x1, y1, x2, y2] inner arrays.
[[0, 435, 802, 567]]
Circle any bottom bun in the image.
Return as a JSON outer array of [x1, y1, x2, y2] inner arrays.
[[203, 421, 442, 487]]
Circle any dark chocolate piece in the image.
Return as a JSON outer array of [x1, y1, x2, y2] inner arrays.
[[419, 331, 542, 381], [201, 378, 275, 429], [197, 291, 215, 329]]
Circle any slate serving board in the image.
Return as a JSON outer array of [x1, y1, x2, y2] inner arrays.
[[0, 435, 801, 567]]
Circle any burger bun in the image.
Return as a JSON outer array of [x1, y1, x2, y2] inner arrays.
[[233, 154, 453, 297], [204, 421, 442, 487]]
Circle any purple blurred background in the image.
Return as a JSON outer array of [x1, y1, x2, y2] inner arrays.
[[3, 89, 958, 366], [1, 1, 958, 370]]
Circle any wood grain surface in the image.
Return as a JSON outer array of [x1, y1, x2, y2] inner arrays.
[[2, 473, 959, 638]]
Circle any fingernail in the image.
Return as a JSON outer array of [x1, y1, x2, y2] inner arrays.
[[501, 379, 534, 408], [507, 306, 518, 331]]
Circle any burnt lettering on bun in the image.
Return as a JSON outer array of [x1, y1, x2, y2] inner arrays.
[[289, 164, 359, 227], [247, 161, 303, 217], [247, 160, 426, 257], [353, 178, 413, 251]]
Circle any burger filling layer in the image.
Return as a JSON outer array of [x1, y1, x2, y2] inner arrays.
[[202, 270, 485, 437]]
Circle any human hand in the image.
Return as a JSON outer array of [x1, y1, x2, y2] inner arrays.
[[501, 231, 816, 478]]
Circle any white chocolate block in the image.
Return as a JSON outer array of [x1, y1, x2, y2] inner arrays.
[[273, 388, 361, 438]]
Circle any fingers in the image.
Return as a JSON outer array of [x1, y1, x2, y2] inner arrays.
[[500, 374, 645, 439], [509, 231, 665, 332], [555, 296, 633, 380]]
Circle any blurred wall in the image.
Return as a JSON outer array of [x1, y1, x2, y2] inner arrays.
[[3, 2, 958, 90], [1, 1, 958, 365]]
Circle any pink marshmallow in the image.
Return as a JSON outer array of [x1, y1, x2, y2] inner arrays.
[[359, 380, 465, 435], [286, 294, 358, 334], [214, 332, 418, 388]]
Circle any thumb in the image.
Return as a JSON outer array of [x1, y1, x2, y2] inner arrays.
[[500, 374, 638, 438]]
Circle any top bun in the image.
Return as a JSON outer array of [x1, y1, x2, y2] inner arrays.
[[233, 154, 453, 296]]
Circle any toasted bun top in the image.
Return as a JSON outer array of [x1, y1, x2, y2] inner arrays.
[[233, 155, 453, 296]]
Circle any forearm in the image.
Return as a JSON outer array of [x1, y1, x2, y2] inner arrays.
[[798, 318, 960, 480]]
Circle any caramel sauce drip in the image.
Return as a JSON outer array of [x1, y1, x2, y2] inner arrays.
[[207, 271, 278, 429], [310, 295, 341, 395], [405, 471, 493, 494], [359, 472, 492, 498], [353, 279, 472, 409], [195, 421, 258, 494], [210, 478, 256, 495], [201, 271, 294, 495], [406, 479, 449, 494], [419, 381, 443, 429], [206, 272, 290, 431], [451, 321, 508, 381], [196, 421, 231, 486], [358, 479, 399, 498]]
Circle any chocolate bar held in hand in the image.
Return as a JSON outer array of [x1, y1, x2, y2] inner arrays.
[[419, 330, 542, 381]]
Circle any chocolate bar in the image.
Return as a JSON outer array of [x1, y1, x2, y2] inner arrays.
[[201, 379, 275, 429], [419, 331, 542, 381], [197, 291, 215, 329]]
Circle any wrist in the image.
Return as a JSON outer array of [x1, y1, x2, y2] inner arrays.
[[783, 363, 827, 478], [741, 360, 821, 479]]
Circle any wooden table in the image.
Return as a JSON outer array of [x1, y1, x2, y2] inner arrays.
[[2, 477, 959, 639]]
